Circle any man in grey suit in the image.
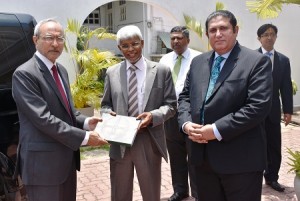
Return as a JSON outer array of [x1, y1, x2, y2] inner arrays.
[[101, 25, 177, 201], [257, 24, 293, 192], [12, 18, 107, 201], [178, 10, 273, 201]]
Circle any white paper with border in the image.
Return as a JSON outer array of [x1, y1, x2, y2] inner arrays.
[[95, 113, 141, 146]]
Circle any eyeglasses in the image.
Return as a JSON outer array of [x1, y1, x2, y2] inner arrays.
[[119, 42, 141, 51], [40, 35, 65, 44], [261, 33, 276, 38]]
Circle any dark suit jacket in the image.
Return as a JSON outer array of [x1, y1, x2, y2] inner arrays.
[[178, 42, 273, 174], [101, 58, 177, 161], [258, 48, 293, 123], [12, 55, 87, 185]]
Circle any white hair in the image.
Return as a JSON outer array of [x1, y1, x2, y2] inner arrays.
[[34, 18, 64, 36], [116, 25, 143, 45]]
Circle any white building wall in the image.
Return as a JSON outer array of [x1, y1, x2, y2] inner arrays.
[[1, 0, 299, 107]]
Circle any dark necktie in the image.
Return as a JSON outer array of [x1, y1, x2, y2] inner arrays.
[[128, 65, 139, 117], [172, 55, 182, 83], [205, 56, 225, 101], [51, 65, 71, 115], [201, 56, 225, 123]]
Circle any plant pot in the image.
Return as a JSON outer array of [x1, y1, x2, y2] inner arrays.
[[294, 175, 300, 200], [77, 106, 94, 117]]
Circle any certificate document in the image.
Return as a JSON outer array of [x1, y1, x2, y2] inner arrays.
[[95, 113, 141, 146]]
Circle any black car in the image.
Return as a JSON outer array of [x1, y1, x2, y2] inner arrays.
[[0, 12, 36, 157]]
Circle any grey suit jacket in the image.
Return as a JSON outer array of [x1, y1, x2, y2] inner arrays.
[[12, 55, 87, 185], [178, 42, 273, 174], [101, 58, 177, 161]]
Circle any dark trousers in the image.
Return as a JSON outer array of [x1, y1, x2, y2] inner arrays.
[[165, 115, 197, 198], [194, 160, 263, 201], [264, 118, 282, 182]]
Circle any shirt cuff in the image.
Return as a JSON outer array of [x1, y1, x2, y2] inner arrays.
[[83, 117, 91, 130], [81, 131, 90, 145], [212, 123, 222, 141], [182, 121, 190, 134]]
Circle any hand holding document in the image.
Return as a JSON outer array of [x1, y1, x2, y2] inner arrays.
[[95, 113, 141, 146]]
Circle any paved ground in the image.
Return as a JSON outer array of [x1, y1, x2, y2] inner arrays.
[[77, 113, 300, 201]]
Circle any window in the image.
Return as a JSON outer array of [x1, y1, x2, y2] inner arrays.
[[107, 2, 112, 9], [119, 0, 126, 5], [120, 7, 126, 21], [107, 13, 113, 33], [84, 8, 101, 25]]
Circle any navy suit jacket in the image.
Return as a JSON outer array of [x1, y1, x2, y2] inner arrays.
[[258, 48, 293, 123], [178, 42, 273, 174]]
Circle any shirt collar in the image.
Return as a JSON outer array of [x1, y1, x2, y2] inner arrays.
[[214, 51, 231, 60], [126, 56, 146, 71], [35, 51, 56, 71], [261, 47, 274, 55], [173, 48, 190, 61]]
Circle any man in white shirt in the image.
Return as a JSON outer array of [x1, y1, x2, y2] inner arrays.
[[160, 26, 201, 201]]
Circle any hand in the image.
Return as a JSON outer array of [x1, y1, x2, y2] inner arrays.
[[183, 122, 207, 143], [283, 113, 292, 126], [87, 131, 108, 146], [109, 111, 116, 116], [136, 112, 153, 129], [88, 116, 102, 130]]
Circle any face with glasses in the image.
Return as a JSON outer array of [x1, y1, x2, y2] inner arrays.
[[118, 36, 144, 64], [33, 21, 64, 63], [258, 27, 277, 52]]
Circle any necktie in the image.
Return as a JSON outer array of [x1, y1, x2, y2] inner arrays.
[[205, 56, 225, 101], [201, 56, 225, 123], [128, 65, 139, 117], [265, 52, 273, 69], [265, 52, 273, 57], [172, 55, 182, 83], [51, 65, 71, 115], [121, 65, 139, 158]]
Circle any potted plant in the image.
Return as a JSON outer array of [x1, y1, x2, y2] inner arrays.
[[65, 19, 119, 114], [287, 147, 300, 199]]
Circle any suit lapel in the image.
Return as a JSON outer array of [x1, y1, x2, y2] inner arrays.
[[208, 44, 239, 101], [202, 54, 214, 103], [35, 56, 71, 116], [119, 62, 128, 106], [142, 60, 157, 111]]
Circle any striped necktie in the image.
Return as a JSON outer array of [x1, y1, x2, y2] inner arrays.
[[128, 65, 139, 117]]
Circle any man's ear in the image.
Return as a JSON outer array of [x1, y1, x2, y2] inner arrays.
[[117, 45, 122, 51], [33, 35, 38, 45]]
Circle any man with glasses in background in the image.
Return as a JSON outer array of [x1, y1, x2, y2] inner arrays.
[[257, 23, 293, 192], [12, 18, 107, 201]]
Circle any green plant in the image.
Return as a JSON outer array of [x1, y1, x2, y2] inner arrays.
[[287, 148, 300, 177], [183, 2, 225, 51], [65, 19, 120, 109], [292, 80, 298, 95], [246, 0, 300, 19]]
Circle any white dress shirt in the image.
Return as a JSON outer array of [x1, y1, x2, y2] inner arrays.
[[159, 48, 201, 99]]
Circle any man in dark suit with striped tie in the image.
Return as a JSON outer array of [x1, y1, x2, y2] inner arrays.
[[257, 23, 294, 192]]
